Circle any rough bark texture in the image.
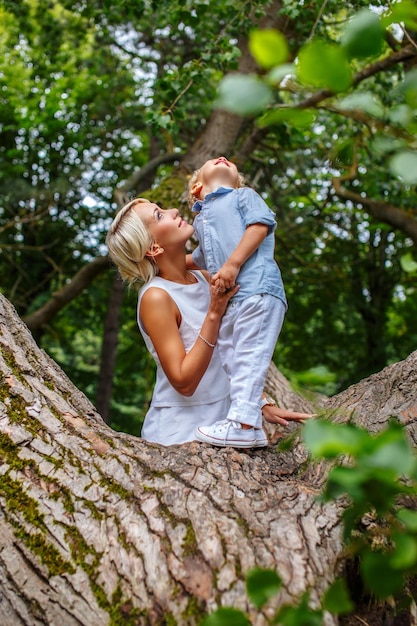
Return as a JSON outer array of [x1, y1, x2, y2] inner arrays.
[[1, 292, 416, 626]]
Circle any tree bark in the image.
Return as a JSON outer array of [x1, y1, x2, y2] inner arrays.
[[1, 292, 416, 625]]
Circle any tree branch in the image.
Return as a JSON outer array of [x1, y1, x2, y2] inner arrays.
[[23, 256, 111, 332], [296, 44, 417, 109]]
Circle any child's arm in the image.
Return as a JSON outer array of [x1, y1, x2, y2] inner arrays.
[[186, 253, 202, 270], [212, 223, 268, 291]]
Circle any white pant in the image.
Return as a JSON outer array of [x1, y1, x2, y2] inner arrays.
[[218, 294, 286, 428]]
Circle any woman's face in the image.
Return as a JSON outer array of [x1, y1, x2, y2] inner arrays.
[[134, 201, 193, 249]]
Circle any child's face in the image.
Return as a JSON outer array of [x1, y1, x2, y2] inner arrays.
[[199, 156, 240, 188]]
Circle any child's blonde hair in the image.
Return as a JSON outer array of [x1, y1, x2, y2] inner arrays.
[[106, 198, 157, 289], [187, 166, 246, 208]]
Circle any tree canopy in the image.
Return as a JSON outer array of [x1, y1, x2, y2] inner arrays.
[[1, 0, 416, 434]]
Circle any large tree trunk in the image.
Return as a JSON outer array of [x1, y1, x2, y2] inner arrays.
[[1, 293, 416, 625]]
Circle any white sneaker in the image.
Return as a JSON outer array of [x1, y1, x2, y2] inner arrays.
[[195, 419, 256, 448], [254, 428, 268, 447]]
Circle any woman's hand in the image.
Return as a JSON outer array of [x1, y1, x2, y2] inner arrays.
[[262, 405, 315, 426], [208, 282, 239, 317]]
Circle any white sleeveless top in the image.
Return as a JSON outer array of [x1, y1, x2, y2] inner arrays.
[[137, 271, 230, 445]]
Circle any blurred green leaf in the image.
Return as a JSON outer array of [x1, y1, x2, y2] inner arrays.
[[303, 419, 371, 459], [371, 135, 406, 156], [381, 0, 417, 30], [361, 550, 405, 598], [249, 29, 289, 69], [329, 138, 356, 166], [267, 63, 295, 85], [363, 424, 415, 475], [389, 151, 417, 184], [338, 93, 384, 118], [274, 592, 323, 625], [297, 40, 352, 92], [216, 74, 273, 115], [397, 508, 417, 531], [388, 104, 414, 127], [246, 568, 282, 608], [202, 607, 251, 626], [341, 9, 384, 59], [322, 578, 354, 615], [258, 107, 315, 128], [400, 252, 417, 273], [390, 532, 417, 569], [397, 69, 417, 107]]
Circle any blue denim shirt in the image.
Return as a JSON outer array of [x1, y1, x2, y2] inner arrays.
[[191, 186, 287, 307]]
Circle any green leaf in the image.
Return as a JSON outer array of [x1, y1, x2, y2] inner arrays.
[[364, 424, 416, 475], [397, 69, 417, 107], [329, 138, 356, 166], [389, 151, 417, 184], [258, 108, 315, 128], [297, 40, 352, 92], [381, 0, 417, 30], [322, 578, 354, 615], [388, 104, 414, 127], [303, 419, 371, 459], [274, 592, 323, 625], [249, 29, 289, 69], [246, 568, 282, 608], [390, 532, 417, 570], [267, 63, 295, 85], [202, 607, 251, 626], [397, 508, 417, 531], [216, 74, 273, 115], [341, 9, 384, 59], [371, 135, 406, 157], [361, 550, 405, 598], [400, 252, 417, 274], [338, 93, 384, 118]]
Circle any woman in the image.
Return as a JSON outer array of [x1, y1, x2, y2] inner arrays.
[[106, 197, 311, 446]]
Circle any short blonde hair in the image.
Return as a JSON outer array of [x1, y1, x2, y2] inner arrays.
[[187, 166, 246, 208], [106, 198, 157, 289]]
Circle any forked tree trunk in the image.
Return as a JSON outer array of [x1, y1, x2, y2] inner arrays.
[[1, 291, 416, 626]]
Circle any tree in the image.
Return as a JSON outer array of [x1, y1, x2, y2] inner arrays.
[[1, 291, 417, 625], [1, 0, 417, 536]]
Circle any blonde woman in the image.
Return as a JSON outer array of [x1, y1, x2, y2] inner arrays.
[[106, 198, 310, 447]]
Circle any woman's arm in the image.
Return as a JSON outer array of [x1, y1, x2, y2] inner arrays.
[[262, 403, 314, 426], [140, 283, 238, 396]]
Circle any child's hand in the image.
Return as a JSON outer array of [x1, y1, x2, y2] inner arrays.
[[208, 282, 239, 316], [212, 262, 239, 292]]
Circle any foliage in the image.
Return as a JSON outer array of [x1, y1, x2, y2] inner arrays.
[[1, 0, 417, 429], [203, 417, 417, 623]]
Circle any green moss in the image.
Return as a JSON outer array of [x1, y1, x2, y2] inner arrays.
[[0, 346, 25, 383], [182, 522, 198, 557], [0, 473, 45, 528], [0, 379, 44, 435], [158, 613, 178, 626], [109, 585, 148, 625], [181, 595, 207, 622], [0, 473, 76, 577], [81, 499, 104, 521], [99, 476, 132, 500], [19, 528, 76, 576]]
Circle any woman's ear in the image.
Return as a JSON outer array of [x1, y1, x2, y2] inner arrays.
[[145, 242, 164, 258], [190, 182, 203, 199]]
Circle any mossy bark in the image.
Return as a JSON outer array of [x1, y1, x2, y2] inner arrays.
[[1, 293, 416, 625]]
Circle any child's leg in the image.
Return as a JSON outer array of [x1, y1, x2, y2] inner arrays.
[[194, 296, 285, 448], [225, 295, 285, 429]]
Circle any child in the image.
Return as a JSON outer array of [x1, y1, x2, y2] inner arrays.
[[187, 156, 287, 448]]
